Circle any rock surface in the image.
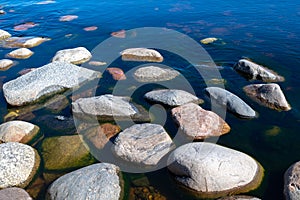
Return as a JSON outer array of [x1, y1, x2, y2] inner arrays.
[[0, 59, 13, 70], [171, 103, 230, 139], [7, 48, 33, 59], [121, 48, 163, 62], [46, 163, 122, 200], [133, 66, 180, 82], [0, 29, 11, 40], [72, 94, 149, 122], [218, 195, 261, 200], [284, 161, 300, 200], [200, 37, 218, 44], [113, 123, 175, 166], [23, 37, 50, 48], [0, 142, 40, 188], [205, 87, 256, 118], [167, 142, 264, 199], [52, 47, 92, 65], [144, 89, 203, 106], [234, 59, 284, 82], [0, 120, 40, 144], [0, 187, 32, 200], [3, 61, 101, 106], [243, 83, 291, 111], [106, 67, 126, 80], [41, 135, 96, 172]]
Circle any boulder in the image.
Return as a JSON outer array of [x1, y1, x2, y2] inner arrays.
[[121, 48, 163, 62], [144, 89, 203, 106], [3, 61, 101, 106], [106, 67, 126, 80], [41, 135, 96, 172], [205, 87, 256, 118], [133, 66, 180, 82], [234, 59, 284, 82], [113, 123, 175, 166], [46, 163, 122, 200], [52, 47, 92, 65], [0, 142, 40, 188], [167, 142, 264, 199], [0, 29, 11, 40], [284, 161, 300, 200], [72, 94, 149, 122], [0, 59, 13, 70], [243, 83, 291, 111], [171, 103, 230, 139], [7, 48, 33, 59], [0, 187, 32, 200], [0, 120, 41, 144], [218, 195, 261, 200]]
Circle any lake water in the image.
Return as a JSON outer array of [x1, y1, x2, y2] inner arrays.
[[0, 0, 299, 199]]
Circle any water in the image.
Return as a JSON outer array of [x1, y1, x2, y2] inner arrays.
[[0, 0, 299, 199]]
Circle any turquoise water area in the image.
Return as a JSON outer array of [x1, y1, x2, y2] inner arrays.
[[0, 0, 299, 199]]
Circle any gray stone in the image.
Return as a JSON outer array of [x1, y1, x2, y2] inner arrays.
[[0, 59, 13, 70], [218, 195, 261, 200], [284, 161, 300, 200], [7, 48, 33, 59], [243, 83, 291, 111], [121, 48, 163, 62], [205, 87, 256, 118], [72, 94, 149, 122], [3, 61, 101, 106], [0, 187, 32, 200], [167, 142, 264, 199], [133, 66, 180, 82], [144, 89, 203, 106], [0, 120, 40, 144], [0, 142, 40, 189], [0, 29, 11, 40], [52, 47, 92, 65], [234, 59, 284, 82], [113, 123, 175, 166], [46, 163, 122, 200], [171, 103, 230, 139]]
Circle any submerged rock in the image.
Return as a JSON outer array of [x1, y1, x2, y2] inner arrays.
[[0, 142, 40, 189], [218, 195, 261, 200], [0, 59, 13, 70], [0, 36, 49, 48], [205, 87, 256, 118], [59, 15, 78, 22], [167, 142, 264, 199], [234, 59, 284, 82], [23, 37, 50, 48], [52, 47, 92, 65], [113, 123, 175, 166], [171, 103, 230, 139], [243, 83, 291, 111], [133, 66, 180, 82], [0, 29, 11, 40], [129, 186, 167, 200], [121, 48, 163, 62], [106, 67, 126, 80], [284, 161, 300, 200], [47, 163, 122, 200], [14, 22, 38, 31], [0, 187, 32, 200], [3, 61, 101, 106], [200, 37, 218, 44], [144, 89, 203, 106], [7, 48, 33, 59]]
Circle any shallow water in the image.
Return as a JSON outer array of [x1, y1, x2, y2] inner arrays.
[[0, 0, 299, 199]]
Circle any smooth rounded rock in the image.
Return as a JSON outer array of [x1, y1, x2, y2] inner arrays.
[[23, 37, 50, 48], [0, 29, 11, 40], [133, 66, 180, 82], [113, 123, 175, 166], [200, 37, 218, 44], [167, 142, 264, 199], [0, 59, 13, 70], [46, 163, 122, 200], [0, 187, 32, 200], [106, 67, 126, 80], [121, 48, 163, 62], [52, 47, 92, 65], [205, 87, 256, 118], [7, 48, 33, 59], [284, 161, 300, 200], [144, 89, 203, 106], [0, 142, 40, 188]]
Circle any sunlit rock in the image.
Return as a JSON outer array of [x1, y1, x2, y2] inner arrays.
[[0, 59, 13, 70], [121, 48, 163, 62], [7, 48, 33, 59], [0, 29, 11, 40], [52, 47, 92, 65]]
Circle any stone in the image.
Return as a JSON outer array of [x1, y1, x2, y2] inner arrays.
[[243, 83, 291, 111], [3, 61, 101, 106], [0, 10, 5, 15], [88, 61, 107, 66], [72, 94, 149, 122], [0, 36, 49, 48], [121, 48, 163, 62], [0, 187, 32, 200], [218, 195, 261, 200], [205, 87, 256, 118], [14, 22, 38, 31], [59, 15, 78, 22], [46, 163, 122, 200], [129, 186, 167, 200], [113, 123, 175, 166], [41, 135, 96, 172], [106, 67, 126, 80], [0, 120, 40, 144], [133, 66, 180, 82], [234, 59, 284, 82], [44, 94, 69, 113], [23, 37, 50, 48], [25, 177, 45, 199], [284, 161, 300, 200], [18, 68, 36, 75], [0, 142, 40, 188], [200, 37, 218, 44], [0, 59, 13, 70], [144, 89, 203, 106], [171, 103, 230, 139], [0, 29, 11, 40], [7, 48, 33, 59], [167, 142, 264, 199], [52, 47, 92, 65]]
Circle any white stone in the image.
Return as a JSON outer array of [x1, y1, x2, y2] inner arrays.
[[0, 30, 11, 40], [121, 48, 163, 62], [52, 47, 92, 65], [7, 48, 33, 59], [0, 59, 13, 70]]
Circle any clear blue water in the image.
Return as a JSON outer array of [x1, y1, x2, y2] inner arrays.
[[0, 0, 300, 199]]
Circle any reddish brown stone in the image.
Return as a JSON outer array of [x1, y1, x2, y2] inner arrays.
[[107, 67, 126, 80]]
